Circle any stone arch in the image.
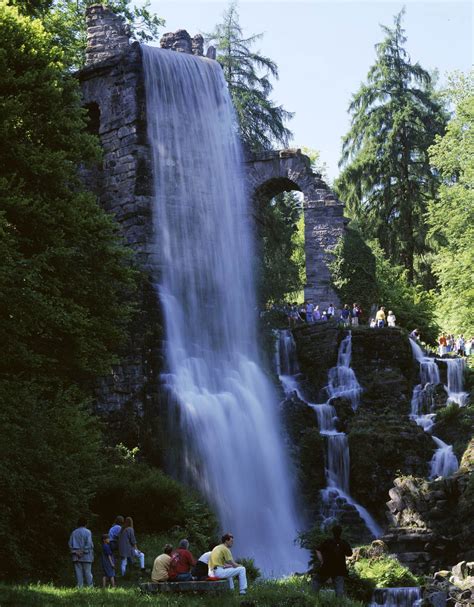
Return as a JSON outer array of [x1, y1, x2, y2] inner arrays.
[[245, 149, 346, 308]]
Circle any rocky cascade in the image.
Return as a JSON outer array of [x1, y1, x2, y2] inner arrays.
[[291, 324, 435, 516]]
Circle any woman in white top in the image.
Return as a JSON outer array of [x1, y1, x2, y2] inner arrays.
[[387, 311, 396, 327]]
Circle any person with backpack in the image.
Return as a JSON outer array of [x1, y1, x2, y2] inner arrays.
[[168, 539, 196, 582], [311, 525, 352, 597]]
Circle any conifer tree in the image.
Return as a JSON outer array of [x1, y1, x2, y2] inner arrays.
[[207, 1, 292, 152], [336, 9, 447, 286]]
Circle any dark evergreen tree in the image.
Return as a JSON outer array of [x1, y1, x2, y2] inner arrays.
[[207, 1, 293, 152], [335, 9, 447, 286]]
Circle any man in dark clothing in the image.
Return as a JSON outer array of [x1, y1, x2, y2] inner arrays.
[[311, 525, 352, 597]]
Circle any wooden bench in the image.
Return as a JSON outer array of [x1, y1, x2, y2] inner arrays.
[[140, 580, 230, 594]]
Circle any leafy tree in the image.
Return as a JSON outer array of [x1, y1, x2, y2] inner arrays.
[[370, 241, 437, 343], [257, 192, 304, 305], [336, 9, 447, 286], [14, 0, 164, 68], [329, 225, 378, 317], [427, 70, 474, 335], [0, 2, 137, 577], [207, 1, 292, 151]]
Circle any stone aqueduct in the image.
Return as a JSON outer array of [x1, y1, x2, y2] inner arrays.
[[80, 5, 346, 309]]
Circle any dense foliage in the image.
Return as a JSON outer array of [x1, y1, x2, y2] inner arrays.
[[426, 71, 474, 335], [329, 227, 378, 317], [207, 1, 293, 152], [330, 226, 437, 340], [15, 0, 164, 68], [257, 192, 305, 305], [0, 2, 137, 578], [336, 9, 447, 287]]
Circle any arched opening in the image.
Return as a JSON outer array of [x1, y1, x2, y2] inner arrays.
[[252, 177, 307, 307]]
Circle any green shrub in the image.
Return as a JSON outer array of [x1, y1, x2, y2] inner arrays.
[[0, 381, 102, 580], [236, 557, 261, 583], [352, 554, 418, 588], [90, 457, 217, 543]]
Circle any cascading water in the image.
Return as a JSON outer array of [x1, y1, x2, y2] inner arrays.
[[277, 330, 382, 538], [370, 587, 421, 607], [409, 340, 459, 478], [142, 46, 306, 575], [409, 340, 440, 432], [445, 358, 468, 406], [430, 437, 458, 478]]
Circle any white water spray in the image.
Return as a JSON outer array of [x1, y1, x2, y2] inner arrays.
[[370, 587, 421, 607], [410, 340, 459, 478], [142, 46, 306, 575], [445, 358, 468, 406]]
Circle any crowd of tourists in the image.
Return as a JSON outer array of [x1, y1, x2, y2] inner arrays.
[[68, 517, 354, 597], [285, 301, 400, 329], [68, 516, 145, 588], [151, 533, 247, 594], [438, 333, 473, 357], [286, 301, 364, 328], [68, 518, 247, 594]]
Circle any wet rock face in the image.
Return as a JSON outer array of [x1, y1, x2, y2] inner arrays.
[[292, 322, 342, 394]]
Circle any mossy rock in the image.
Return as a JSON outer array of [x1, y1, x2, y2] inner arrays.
[[348, 412, 433, 513], [432, 403, 474, 461]]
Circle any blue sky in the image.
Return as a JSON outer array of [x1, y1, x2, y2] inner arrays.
[[146, 0, 473, 181]]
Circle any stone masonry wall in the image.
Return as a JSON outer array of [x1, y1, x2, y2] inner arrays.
[[246, 149, 346, 309]]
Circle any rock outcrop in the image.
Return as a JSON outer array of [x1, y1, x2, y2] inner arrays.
[[384, 473, 474, 574]]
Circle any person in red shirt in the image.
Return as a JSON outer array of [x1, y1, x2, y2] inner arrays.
[[168, 539, 196, 582]]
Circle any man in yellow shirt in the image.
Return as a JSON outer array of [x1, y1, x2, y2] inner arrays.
[[209, 533, 247, 595], [375, 306, 386, 328], [151, 544, 173, 583]]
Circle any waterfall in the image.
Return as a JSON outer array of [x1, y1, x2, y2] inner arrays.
[[430, 436, 459, 479], [445, 358, 468, 406], [142, 46, 306, 575], [409, 339, 459, 478], [277, 330, 382, 538], [370, 587, 421, 607], [327, 334, 362, 411]]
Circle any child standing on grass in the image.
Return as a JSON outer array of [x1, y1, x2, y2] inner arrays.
[[101, 534, 116, 588]]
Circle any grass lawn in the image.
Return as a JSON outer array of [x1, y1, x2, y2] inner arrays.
[[0, 578, 364, 607]]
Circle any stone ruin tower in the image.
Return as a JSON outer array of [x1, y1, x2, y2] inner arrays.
[[79, 5, 347, 446]]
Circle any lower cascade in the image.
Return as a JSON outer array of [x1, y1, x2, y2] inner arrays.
[[142, 46, 306, 575], [277, 330, 382, 538], [410, 340, 460, 478], [370, 587, 422, 607]]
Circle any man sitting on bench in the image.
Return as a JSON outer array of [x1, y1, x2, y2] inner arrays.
[[208, 533, 247, 595]]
